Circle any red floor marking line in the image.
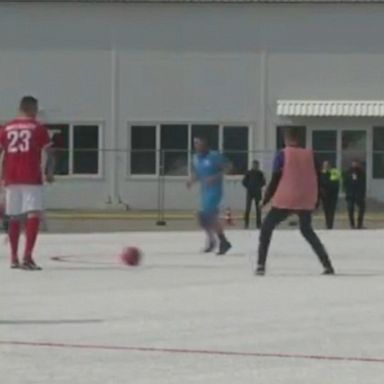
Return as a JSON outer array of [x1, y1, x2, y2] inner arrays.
[[51, 256, 74, 263], [1, 340, 384, 364], [51, 255, 109, 265]]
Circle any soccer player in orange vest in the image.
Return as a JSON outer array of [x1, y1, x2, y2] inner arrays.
[[256, 127, 334, 276]]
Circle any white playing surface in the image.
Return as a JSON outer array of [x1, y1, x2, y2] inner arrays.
[[1, 229, 384, 383]]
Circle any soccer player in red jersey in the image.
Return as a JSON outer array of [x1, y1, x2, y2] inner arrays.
[[0, 96, 55, 270]]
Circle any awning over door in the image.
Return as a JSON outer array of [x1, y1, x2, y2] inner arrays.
[[277, 100, 384, 117]]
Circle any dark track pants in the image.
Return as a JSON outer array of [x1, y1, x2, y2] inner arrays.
[[347, 198, 365, 229], [322, 193, 338, 229], [244, 195, 262, 229], [258, 208, 333, 269]]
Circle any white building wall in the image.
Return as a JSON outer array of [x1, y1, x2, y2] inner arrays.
[[118, 52, 261, 210], [267, 53, 384, 146], [1, 3, 384, 208], [0, 49, 113, 208]]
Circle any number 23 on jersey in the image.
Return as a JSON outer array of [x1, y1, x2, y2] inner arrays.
[[7, 130, 32, 153]]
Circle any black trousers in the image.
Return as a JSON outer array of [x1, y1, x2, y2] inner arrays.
[[347, 198, 365, 229], [321, 192, 338, 229], [258, 208, 333, 269], [244, 194, 262, 229]]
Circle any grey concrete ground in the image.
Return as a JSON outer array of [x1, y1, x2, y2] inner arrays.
[[44, 215, 384, 233]]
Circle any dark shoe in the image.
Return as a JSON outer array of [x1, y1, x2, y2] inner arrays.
[[255, 265, 265, 276], [21, 260, 42, 271], [323, 267, 335, 275], [11, 261, 20, 269], [217, 241, 232, 255], [203, 240, 217, 253]]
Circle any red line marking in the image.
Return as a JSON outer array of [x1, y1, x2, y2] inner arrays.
[[1, 340, 383, 364], [51, 255, 111, 265]]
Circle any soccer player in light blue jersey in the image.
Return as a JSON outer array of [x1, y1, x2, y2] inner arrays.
[[187, 137, 232, 255]]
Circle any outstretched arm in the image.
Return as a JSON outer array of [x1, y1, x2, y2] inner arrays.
[[187, 170, 197, 189], [43, 146, 56, 183], [313, 154, 322, 207], [242, 172, 249, 188], [262, 171, 282, 206]]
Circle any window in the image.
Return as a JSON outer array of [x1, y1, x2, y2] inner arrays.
[[131, 126, 156, 175], [48, 124, 69, 175], [161, 124, 188, 175], [373, 127, 384, 178], [73, 125, 99, 174], [223, 126, 248, 174], [129, 124, 250, 176], [312, 130, 337, 167], [47, 124, 101, 176], [276, 126, 306, 150]]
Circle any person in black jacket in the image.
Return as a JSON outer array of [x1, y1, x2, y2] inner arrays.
[[242, 160, 266, 229], [320, 161, 341, 229], [343, 160, 366, 229]]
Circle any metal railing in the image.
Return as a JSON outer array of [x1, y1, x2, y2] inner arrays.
[[45, 147, 383, 216]]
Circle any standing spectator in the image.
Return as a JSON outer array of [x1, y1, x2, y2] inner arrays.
[[320, 160, 341, 229], [343, 160, 366, 229], [242, 160, 266, 229]]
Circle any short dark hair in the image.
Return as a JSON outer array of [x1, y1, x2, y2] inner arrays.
[[284, 126, 302, 141], [194, 136, 208, 145], [20, 96, 38, 113]]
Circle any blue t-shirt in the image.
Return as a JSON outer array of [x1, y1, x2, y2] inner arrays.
[[273, 150, 285, 173], [193, 151, 225, 196]]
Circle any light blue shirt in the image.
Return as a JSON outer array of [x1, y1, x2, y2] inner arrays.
[[193, 151, 225, 196]]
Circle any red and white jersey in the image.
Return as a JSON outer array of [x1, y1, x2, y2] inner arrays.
[[0, 118, 51, 186]]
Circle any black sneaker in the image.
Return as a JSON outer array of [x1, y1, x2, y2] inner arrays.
[[11, 261, 20, 269], [21, 260, 42, 271], [323, 267, 335, 275], [203, 240, 217, 253], [255, 265, 265, 276], [217, 241, 231, 255]]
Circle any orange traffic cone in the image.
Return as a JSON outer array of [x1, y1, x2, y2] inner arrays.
[[224, 207, 234, 226]]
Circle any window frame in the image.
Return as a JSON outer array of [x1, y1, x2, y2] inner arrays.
[[46, 121, 103, 179], [372, 126, 384, 180], [127, 122, 252, 180]]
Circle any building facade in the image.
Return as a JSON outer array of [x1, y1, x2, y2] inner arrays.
[[1, 0, 384, 210]]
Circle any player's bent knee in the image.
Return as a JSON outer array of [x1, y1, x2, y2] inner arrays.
[[26, 211, 42, 219]]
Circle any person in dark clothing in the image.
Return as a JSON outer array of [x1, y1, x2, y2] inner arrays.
[[256, 127, 334, 276], [343, 160, 366, 229], [242, 160, 266, 229], [320, 160, 341, 229]]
